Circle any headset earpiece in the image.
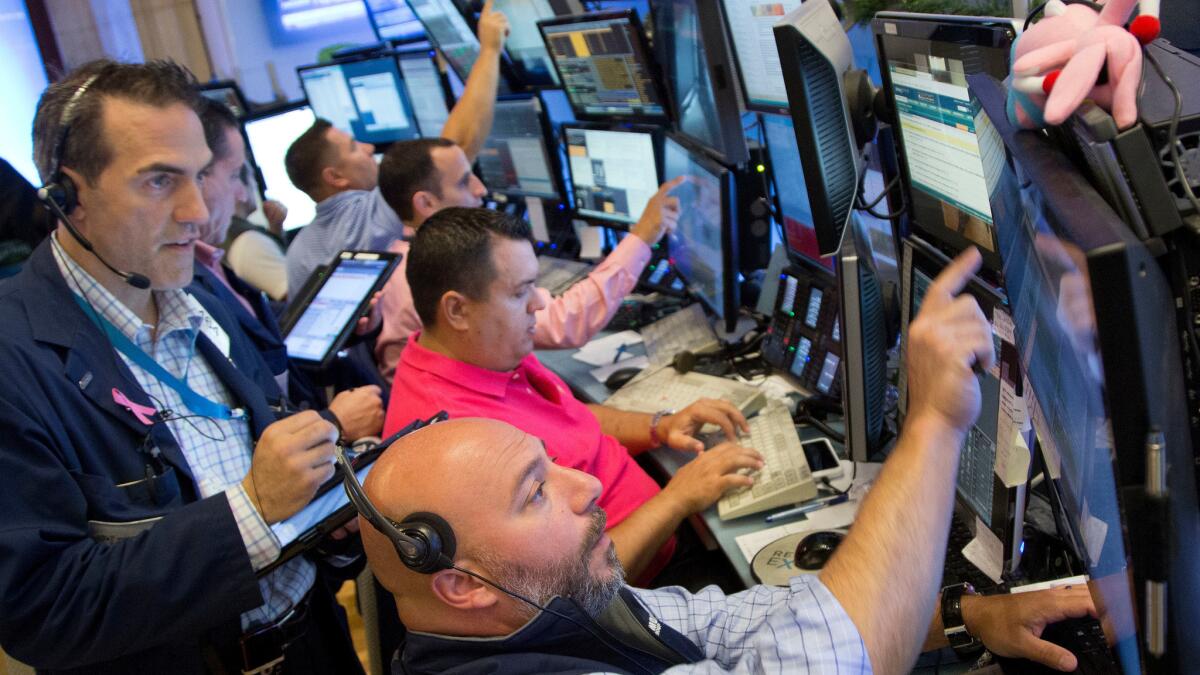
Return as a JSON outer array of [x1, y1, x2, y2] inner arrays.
[[38, 174, 78, 215], [395, 511, 457, 574]]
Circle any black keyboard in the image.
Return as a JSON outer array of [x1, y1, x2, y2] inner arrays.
[[941, 511, 1002, 593], [995, 617, 1120, 674]]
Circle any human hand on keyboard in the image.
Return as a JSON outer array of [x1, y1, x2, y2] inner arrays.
[[658, 399, 751, 453], [663, 442, 765, 514], [959, 585, 1097, 672]]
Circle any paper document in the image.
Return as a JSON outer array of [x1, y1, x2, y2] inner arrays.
[[572, 331, 644, 367], [590, 355, 649, 383]]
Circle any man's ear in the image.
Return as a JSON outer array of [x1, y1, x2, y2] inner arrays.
[[322, 165, 348, 191], [439, 290, 471, 332], [412, 190, 438, 221], [429, 566, 501, 610], [59, 166, 89, 231]]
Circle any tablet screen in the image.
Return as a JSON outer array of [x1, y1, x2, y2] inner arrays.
[[285, 257, 392, 362], [271, 461, 375, 548]]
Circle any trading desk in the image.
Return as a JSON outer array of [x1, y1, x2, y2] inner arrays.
[[535, 334, 855, 589]]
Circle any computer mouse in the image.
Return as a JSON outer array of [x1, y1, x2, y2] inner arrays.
[[604, 367, 643, 391], [794, 530, 845, 570]]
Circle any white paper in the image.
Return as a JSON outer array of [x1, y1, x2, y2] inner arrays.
[[995, 377, 1032, 488], [527, 196, 550, 243], [572, 330, 644, 366], [735, 499, 861, 563], [961, 515, 1005, 584], [573, 220, 603, 259], [589, 355, 649, 384], [1009, 575, 1089, 594]]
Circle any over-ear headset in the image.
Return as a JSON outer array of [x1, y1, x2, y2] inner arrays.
[[36, 70, 151, 290]]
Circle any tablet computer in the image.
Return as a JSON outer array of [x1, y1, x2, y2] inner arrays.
[[282, 251, 400, 368]]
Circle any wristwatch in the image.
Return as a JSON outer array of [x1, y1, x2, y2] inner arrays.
[[649, 409, 673, 447], [941, 582, 984, 658]]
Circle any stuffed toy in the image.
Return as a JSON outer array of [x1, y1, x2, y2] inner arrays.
[[1007, 0, 1161, 130]]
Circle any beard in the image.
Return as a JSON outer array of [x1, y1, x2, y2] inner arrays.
[[478, 509, 625, 620]]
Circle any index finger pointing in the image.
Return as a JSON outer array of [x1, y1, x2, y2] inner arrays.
[[924, 247, 983, 311]]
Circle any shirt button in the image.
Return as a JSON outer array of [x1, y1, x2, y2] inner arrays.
[[512, 373, 519, 380]]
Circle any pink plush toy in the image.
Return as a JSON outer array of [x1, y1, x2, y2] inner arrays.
[[1007, 0, 1161, 130]]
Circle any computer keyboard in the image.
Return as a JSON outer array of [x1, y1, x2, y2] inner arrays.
[[536, 256, 592, 296], [603, 366, 767, 423], [941, 510, 1003, 593], [640, 303, 720, 366], [714, 403, 818, 520], [995, 617, 1120, 674]]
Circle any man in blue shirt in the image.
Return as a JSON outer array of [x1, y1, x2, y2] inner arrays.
[[357, 249, 1097, 674], [0, 59, 363, 673], [283, 0, 511, 297]]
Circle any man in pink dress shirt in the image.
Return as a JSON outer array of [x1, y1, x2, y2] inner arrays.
[[372, 136, 687, 382], [384, 207, 765, 581]]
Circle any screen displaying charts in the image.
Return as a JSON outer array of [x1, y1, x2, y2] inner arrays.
[[719, 0, 802, 112], [285, 258, 391, 362], [565, 127, 658, 223], [244, 105, 318, 231], [407, 0, 481, 79], [478, 97, 558, 199], [541, 13, 667, 119], [299, 57, 419, 145]]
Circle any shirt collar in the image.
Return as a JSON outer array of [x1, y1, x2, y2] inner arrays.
[[194, 240, 224, 270], [401, 333, 536, 399], [315, 189, 369, 216], [51, 232, 207, 344]]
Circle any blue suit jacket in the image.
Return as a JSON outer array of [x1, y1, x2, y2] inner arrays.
[[0, 242, 286, 673]]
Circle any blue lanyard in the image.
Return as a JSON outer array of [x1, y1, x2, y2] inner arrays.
[[72, 294, 243, 420]]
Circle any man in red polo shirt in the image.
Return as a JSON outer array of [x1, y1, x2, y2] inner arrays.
[[383, 207, 763, 580]]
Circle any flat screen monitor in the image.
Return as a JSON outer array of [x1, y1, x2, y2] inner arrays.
[[243, 104, 318, 231], [762, 114, 831, 272], [718, 0, 801, 114], [654, 0, 748, 164], [406, 0, 481, 80], [396, 49, 451, 136], [661, 134, 738, 323], [366, 0, 426, 42], [873, 13, 1017, 275], [199, 81, 249, 119], [478, 96, 560, 200], [298, 56, 420, 146], [492, 0, 583, 87], [563, 125, 659, 225], [538, 10, 669, 121]]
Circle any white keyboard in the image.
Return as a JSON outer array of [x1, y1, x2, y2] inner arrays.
[[604, 366, 767, 429], [537, 256, 592, 296], [715, 403, 818, 520], [640, 303, 720, 366]]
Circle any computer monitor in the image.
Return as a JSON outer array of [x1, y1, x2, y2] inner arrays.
[[298, 56, 420, 146], [974, 72, 1200, 670], [661, 134, 739, 330], [199, 81, 249, 119], [538, 10, 669, 122], [653, 0, 748, 165], [366, 0, 426, 42], [477, 95, 560, 200], [406, 0, 481, 81], [774, 0, 863, 257], [491, 0, 583, 87], [873, 12, 1017, 277], [761, 113, 832, 272], [243, 103, 319, 231], [718, 0, 801, 114], [396, 48, 452, 136], [563, 124, 660, 225]]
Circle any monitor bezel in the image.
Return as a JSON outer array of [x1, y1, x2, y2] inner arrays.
[[871, 12, 1019, 280], [295, 53, 422, 149], [560, 121, 664, 228], [479, 93, 564, 202], [537, 9, 672, 123], [661, 131, 739, 325]]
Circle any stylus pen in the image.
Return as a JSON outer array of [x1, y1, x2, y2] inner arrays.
[[764, 493, 849, 523]]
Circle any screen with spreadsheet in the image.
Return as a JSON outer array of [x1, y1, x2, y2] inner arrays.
[[564, 126, 658, 224], [539, 11, 667, 120], [397, 51, 451, 136], [719, 0, 801, 113], [407, 0, 481, 79], [298, 57, 419, 145], [478, 97, 559, 199]]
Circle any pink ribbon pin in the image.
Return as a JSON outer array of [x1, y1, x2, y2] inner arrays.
[[112, 388, 157, 426]]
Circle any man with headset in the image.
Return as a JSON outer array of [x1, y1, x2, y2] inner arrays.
[[354, 249, 1097, 674], [0, 60, 362, 673]]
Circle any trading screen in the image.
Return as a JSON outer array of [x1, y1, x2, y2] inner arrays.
[[542, 14, 667, 118], [244, 106, 319, 231], [720, 0, 801, 112], [397, 52, 451, 136], [477, 97, 559, 199], [565, 127, 658, 223], [299, 58, 418, 145], [285, 258, 391, 362], [662, 137, 726, 315], [408, 0, 481, 79]]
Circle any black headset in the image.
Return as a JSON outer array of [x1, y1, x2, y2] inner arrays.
[[36, 70, 151, 290]]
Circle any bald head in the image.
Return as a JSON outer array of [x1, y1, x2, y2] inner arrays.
[[358, 417, 623, 636]]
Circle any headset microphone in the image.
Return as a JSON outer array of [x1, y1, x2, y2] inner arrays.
[[37, 186, 152, 290]]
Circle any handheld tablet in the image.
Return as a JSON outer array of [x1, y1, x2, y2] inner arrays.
[[283, 251, 399, 368]]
